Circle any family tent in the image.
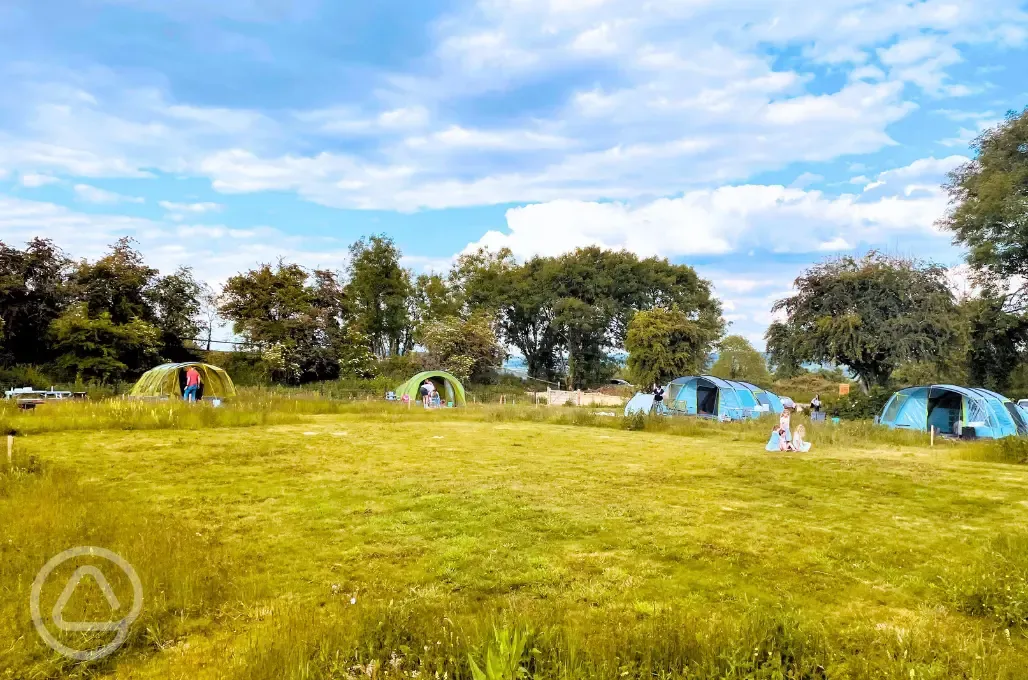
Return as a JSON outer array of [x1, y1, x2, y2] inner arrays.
[[394, 371, 467, 407], [129, 362, 237, 400], [878, 385, 1028, 439], [624, 376, 781, 420]]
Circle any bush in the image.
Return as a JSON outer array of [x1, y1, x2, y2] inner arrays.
[[826, 387, 891, 421]]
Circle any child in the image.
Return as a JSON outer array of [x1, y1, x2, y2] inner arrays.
[[792, 425, 811, 453]]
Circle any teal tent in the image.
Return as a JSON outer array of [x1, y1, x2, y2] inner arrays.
[[878, 385, 1028, 439], [624, 376, 782, 420]]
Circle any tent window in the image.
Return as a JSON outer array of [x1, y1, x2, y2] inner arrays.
[[883, 394, 907, 422], [667, 383, 684, 403]]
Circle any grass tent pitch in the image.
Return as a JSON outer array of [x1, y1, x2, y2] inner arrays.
[[129, 362, 237, 400], [395, 370, 466, 407]]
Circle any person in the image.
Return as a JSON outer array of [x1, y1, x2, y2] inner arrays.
[[652, 382, 665, 413], [792, 424, 811, 452], [419, 380, 430, 408], [766, 426, 785, 452], [422, 379, 436, 408], [778, 405, 793, 444], [778, 427, 792, 451], [810, 394, 821, 413], [183, 365, 202, 402]]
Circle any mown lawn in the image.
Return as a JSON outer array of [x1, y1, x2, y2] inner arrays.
[[3, 410, 1028, 679]]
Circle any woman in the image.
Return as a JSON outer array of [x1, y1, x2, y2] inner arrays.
[[810, 394, 821, 413]]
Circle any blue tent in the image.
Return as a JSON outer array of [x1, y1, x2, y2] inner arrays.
[[878, 385, 1028, 439], [663, 376, 779, 421]]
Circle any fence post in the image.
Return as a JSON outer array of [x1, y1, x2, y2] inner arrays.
[[7, 434, 13, 470]]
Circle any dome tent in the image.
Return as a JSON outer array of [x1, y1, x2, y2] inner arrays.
[[878, 385, 1028, 439], [394, 370, 466, 407], [129, 362, 237, 400]]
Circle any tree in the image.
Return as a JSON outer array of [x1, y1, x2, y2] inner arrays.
[[220, 262, 343, 383], [710, 335, 771, 384], [419, 313, 506, 382], [344, 235, 414, 356], [50, 303, 161, 383], [766, 252, 959, 390], [964, 293, 1028, 390], [51, 239, 201, 379], [626, 307, 712, 386], [0, 238, 72, 366], [73, 237, 157, 325], [941, 107, 1028, 306], [149, 266, 204, 361], [196, 283, 223, 352]]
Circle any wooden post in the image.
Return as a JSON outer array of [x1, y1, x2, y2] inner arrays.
[[930, 425, 934, 448], [7, 434, 13, 470]]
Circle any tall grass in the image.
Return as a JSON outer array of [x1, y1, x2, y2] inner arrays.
[[0, 457, 258, 677], [0, 394, 940, 450]]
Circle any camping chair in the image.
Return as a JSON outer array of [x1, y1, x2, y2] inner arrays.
[[811, 411, 826, 423]]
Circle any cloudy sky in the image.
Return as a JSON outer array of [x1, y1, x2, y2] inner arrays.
[[1, 0, 1026, 348]]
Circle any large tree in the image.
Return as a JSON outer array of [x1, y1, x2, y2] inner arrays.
[[710, 335, 771, 385], [766, 252, 958, 390], [419, 313, 506, 382], [626, 307, 713, 386], [941, 107, 1028, 306], [220, 262, 345, 383], [0, 238, 72, 366], [344, 235, 414, 356], [51, 239, 201, 380]]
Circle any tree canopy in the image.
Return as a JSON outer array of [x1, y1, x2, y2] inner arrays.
[[626, 307, 715, 387], [710, 335, 771, 385], [942, 107, 1028, 306], [766, 253, 958, 390]]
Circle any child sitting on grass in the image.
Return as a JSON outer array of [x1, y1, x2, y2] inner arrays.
[[791, 424, 811, 452]]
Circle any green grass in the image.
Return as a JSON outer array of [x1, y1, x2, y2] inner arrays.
[[2, 400, 1028, 678]]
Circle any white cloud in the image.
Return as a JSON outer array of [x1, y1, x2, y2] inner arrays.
[[405, 125, 572, 151], [463, 175, 951, 261], [0, 195, 350, 286], [73, 183, 145, 204], [19, 172, 60, 187], [159, 200, 223, 214]]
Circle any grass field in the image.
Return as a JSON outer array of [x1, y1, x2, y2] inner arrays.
[[3, 400, 1028, 679]]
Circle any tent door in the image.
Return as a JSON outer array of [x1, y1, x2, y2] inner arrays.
[[926, 391, 962, 435], [696, 385, 717, 416]]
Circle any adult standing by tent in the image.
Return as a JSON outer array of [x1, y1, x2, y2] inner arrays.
[[652, 383, 665, 414], [810, 394, 821, 413], [183, 365, 202, 402]]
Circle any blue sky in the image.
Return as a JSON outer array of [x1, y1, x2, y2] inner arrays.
[[1, 0, 1027, 348]]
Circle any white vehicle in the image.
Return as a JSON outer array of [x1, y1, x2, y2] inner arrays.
[[1018, 399, 1028, 411]]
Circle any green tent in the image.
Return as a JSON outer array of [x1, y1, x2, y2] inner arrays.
[[129, 362, 237, 400], [395, 371, 466, 407]]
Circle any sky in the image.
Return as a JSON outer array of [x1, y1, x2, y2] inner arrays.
[[1, 0, 1026, 349]]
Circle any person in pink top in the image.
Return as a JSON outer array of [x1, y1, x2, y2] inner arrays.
[[183, 366, 202, 402]]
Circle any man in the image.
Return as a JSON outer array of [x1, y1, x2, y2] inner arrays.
[[183, 365, 202, 402]]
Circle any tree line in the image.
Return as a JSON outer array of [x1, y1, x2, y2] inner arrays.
[[0, 235, 725, 388]]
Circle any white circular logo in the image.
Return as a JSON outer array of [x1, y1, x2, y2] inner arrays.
[[30, 546, 143, 662]]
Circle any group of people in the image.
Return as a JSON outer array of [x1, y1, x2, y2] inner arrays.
[[767, 403, 811, 452]]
